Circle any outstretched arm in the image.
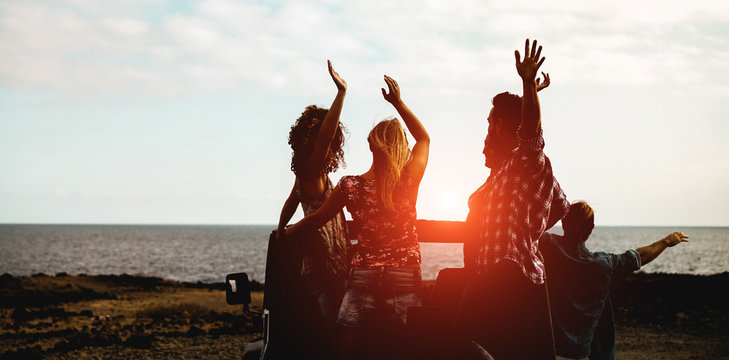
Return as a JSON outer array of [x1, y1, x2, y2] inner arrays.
[[305, 60, 347, 178], [276, 180, 300, 239], [636, 231, 689, 266], [286, 186, 347, 237], [515, 39, 546, 139], [381, 75, 430, 182]]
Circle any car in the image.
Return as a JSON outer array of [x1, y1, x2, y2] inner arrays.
[[226, 220, 494, 360]]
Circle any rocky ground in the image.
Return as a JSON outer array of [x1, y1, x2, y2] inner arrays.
[[608, 272, 729, 360], [1, 272, 728, 359], [0, 273, 262, 360]]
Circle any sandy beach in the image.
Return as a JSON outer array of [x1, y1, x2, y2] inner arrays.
[[1, 272, 727, 360]]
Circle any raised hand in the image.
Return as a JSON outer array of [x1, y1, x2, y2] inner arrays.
[[381, 75, 402, 106], [663, 231, 690, 247], [515, 39, 546, 83], [536, 72, 550, 92], [328, 60, 346, 92]]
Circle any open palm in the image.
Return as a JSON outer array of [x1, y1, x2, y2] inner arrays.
[[515, 39, 545, 82], [381, 75, 401, 105], [328, 60, 346, 92]]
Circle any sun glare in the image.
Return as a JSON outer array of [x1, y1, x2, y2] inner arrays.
[[419, 189, 468, 221]]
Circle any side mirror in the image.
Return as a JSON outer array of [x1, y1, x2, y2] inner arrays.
[[225, 272, 252, 307]]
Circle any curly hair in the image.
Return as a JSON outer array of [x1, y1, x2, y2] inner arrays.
[[288, 105, 347, 178]]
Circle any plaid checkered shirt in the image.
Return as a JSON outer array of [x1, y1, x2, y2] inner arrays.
[[467, 129, 569, 284]]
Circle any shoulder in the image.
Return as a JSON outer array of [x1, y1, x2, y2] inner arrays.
[[336, 175, 355, 187], [508, 129, 547, 172], [539, 233, 567, 255], [538, 232, 555, 250], [336, 175, 362, 194], [516, 128, 545, 152]]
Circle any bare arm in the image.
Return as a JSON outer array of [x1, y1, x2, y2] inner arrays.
[[515, 39, 546, 139], [276, 180, 300, 239], [381, 75, 430, 182], [636, 231, 689, 266], [305, 60, 347, 179], [286, 186, 347, 238]]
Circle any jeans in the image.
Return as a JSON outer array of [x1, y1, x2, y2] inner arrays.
[[337, 266, 422, 327]]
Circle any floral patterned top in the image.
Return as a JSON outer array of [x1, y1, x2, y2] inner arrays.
[[337, 170, 420, 268], [296, 176, 350, 280]]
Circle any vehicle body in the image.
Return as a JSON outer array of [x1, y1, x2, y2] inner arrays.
[[226, 220, 493, 360]]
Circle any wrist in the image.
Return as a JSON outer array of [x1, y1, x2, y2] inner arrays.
[[660, 236, 672, 246]]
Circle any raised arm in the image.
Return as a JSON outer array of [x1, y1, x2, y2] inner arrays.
[[276, 180, 300, 239], [515, 39, 546, 139], [305, 60, 347, 178], [381, 75, 430, 181], [636, 231, 689, 266], [286, 186, 347, 238]]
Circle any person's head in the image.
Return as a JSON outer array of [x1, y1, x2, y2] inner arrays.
[[562, 201, 595, 243], [367, 118, 411, 211], [288, 105, 347, 177], [483, 92, 522, 168]]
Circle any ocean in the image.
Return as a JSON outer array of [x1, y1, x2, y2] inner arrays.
[[0, 224, 726, 283]]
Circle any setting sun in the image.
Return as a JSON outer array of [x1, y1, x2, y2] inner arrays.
[[418, 187, 469, 221]]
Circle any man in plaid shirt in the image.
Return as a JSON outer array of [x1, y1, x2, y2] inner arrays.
[[455, 39, 569, 360]]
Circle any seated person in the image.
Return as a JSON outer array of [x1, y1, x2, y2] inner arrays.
[[540, 201, 689, 360]]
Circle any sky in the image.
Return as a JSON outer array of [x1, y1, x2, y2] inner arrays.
[[1, 0, 728, 226]]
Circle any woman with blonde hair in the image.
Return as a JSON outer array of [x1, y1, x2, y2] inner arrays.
[[286, 75, 430, 359]]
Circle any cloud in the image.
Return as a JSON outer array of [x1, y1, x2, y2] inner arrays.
[[1, 0, 729, 97]]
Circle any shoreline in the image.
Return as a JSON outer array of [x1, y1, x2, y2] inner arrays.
[[1, 272, 728, 359]]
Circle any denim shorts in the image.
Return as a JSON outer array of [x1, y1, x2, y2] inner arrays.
[[336, 266, 422, 328]]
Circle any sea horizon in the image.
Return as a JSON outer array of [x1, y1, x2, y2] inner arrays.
[[1, 224, 727, 283], [2, 222, 727, 228]]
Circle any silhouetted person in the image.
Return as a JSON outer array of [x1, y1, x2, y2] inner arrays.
[[274, 60, 350, 359], [287, 75, 430, 360], [539, 201, 690, 360], [454, 39, 569, 360]]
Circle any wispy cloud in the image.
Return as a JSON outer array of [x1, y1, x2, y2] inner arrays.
[[1, 0, 728, 225], [2, 0, 728, 97]]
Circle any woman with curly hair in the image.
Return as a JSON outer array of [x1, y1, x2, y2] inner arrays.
[[286, 75, 430, 360], [276, 60, 350, 329]]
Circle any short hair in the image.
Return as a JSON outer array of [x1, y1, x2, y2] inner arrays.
[[567, 201, 594, 223], [563, 201, 595, 241], [491, 92, 522, 135], [288, 105, 347, 178]]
